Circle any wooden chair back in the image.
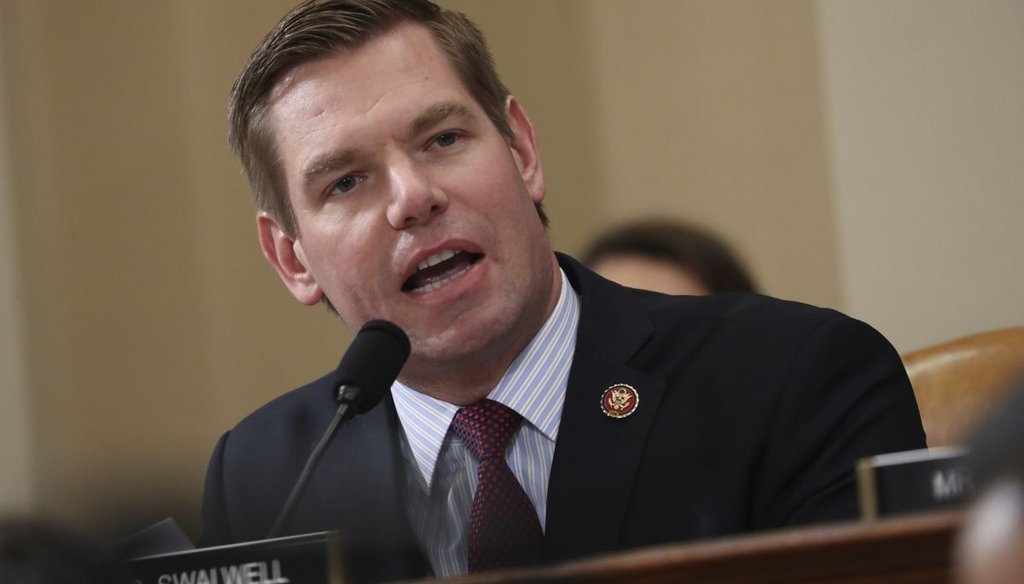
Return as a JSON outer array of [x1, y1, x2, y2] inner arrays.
[[902, 327, 1024, 447]]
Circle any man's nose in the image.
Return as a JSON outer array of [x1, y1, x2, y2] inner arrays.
[[385, 160, 448, 229]]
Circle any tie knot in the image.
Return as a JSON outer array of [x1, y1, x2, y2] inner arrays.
[[450, 399, 523, 461]]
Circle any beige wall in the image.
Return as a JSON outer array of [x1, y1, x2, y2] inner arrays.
[[0, 0, 342, 536], [819, 0, 1024, 351], [0, 0, 1019, 540], [584, 0, 840, 307], [0, 4, 34, 512]]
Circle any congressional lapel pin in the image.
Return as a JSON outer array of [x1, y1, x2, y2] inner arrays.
[[600, 384, 639, 419]]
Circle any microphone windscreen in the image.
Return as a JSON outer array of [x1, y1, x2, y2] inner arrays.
[[333, 319, 411, 412]]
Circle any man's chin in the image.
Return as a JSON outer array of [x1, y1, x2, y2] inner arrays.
[[401, 325, 505, 376], [406, 329, 483, 365]]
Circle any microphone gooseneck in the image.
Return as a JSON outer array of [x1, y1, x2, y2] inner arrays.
[[267, 320, 410, 539]]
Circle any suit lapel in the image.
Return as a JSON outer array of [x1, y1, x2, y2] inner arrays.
[[545, 255, 668, 562]]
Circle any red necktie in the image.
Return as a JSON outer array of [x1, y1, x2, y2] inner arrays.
[[450, 399, 544, 572]]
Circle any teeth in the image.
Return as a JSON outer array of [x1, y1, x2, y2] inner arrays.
[[417, 249, 457, 271], [409, 264, 471, 294]]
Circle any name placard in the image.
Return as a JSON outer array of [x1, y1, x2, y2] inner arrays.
[[857, 446, 972, 520], [128, 532, 346, 584]]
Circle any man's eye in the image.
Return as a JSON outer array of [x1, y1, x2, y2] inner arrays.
[[329, 175, 363, 196], [431, 131, 460, 149]]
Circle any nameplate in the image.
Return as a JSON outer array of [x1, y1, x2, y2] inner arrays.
[[857, 446, 973, 520], [128, 532, 346, 584]]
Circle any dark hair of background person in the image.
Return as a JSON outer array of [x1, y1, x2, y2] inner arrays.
[[0, 518, 132, 584], [581, 220, 760, 294], [229, 0, 548, 237], [966, 379, 1024, 492]]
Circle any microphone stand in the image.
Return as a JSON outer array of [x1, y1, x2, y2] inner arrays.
[[266, 385, 362, 539]]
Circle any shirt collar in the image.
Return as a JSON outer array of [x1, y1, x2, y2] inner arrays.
[[392, 268, 580, 488]]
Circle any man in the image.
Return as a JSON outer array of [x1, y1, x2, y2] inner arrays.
[[201, 1, 925, 582]]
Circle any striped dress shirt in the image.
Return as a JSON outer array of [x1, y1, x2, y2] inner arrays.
[[391, 269, 580, 577]]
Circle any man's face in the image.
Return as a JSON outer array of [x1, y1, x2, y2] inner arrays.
[[258, 23, 558, 391]]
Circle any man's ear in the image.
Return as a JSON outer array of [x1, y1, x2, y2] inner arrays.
[[505, 96, 545, 205], [256, 212, 324, 306]]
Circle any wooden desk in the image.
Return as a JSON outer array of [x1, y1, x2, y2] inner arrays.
[[400, 512, 961, 584]]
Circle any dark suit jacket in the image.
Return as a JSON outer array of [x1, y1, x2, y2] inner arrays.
[[201, 254, 925, 583]]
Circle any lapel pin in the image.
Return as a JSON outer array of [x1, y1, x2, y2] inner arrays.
[[600, 384, 639, 419]]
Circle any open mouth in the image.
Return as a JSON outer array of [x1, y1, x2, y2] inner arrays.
[[402, 249, 483, 294]]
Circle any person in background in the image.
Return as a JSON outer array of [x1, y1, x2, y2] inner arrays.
[[581, 219, 758, 295], [957, 381, 1024, 584]]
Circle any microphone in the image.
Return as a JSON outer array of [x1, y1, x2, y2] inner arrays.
[[333, 319, 410, 412], [267, 319, 410, 538]]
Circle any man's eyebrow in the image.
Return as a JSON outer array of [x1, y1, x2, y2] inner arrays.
[[410, 101, 475, 136], [301, 149, 359, 188], [298, 102, 474, 188]]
